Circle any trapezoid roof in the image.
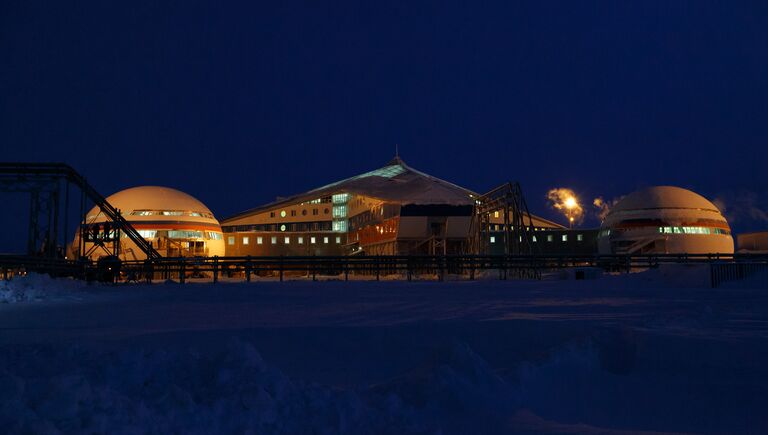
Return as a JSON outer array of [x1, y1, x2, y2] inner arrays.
[[223, 158, 476, 222]]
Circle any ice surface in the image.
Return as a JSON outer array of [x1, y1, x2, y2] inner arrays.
[[0, 268, 767, 433]]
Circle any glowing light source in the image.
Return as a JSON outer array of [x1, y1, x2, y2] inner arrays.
[[547, 188, 583, 228]]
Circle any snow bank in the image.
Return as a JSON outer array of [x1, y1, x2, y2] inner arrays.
[[0, 273, 84, 304], [0, 339, 533, 435]]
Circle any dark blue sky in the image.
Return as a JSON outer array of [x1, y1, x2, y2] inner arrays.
[[1, 1, 767, 250]]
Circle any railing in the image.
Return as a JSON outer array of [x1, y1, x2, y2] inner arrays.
[[710, 261, 768, 288], [3, 253, 768, 286]]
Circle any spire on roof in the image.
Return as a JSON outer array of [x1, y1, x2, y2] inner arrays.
[[388, 144, 405, 166]]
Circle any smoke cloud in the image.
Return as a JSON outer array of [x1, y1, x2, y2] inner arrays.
[[713, 191, 768, 226], [546, 188, 584, 225], [592, 196, 624, 221]]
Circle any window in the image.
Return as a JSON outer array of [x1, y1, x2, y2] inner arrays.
[[494, 211, 499, 218], [227, 236, 235, 246], [490, 236, 496, 243], [332, 220, 347, 232], [206, 232, 223, 240], [547, 235, 553, 242], [298, 237, 304, 244], [257, 237, 263, 245], [335, 236, 341, 244], [532, 236, 537, 242], [311, 237, 316, 244], [243, 236, 250, 245], [280, 210, 287, 218], [138, 230, 157, 239], [313, 209, 318, 215], [168, 230, 203, 239], [562, 234, 568, 242], [302, 209, 307, 216], [332, 205, 347, 218], [270, 212, 275, 218], [284, 236, 290, 244], [323, 236, 329, 244], [577, 234, 583, 242], [324, 208, 330, 215], [271, 236, 277, 244], [280, 224, 286, 232], [332, 193, 349, 204]]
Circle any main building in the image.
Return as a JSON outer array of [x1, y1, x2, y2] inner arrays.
[[221, 157, 569, 257]]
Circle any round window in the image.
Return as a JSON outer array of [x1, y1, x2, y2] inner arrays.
[[280, 224, 286, 232], [324, 208, 329, 214], [302, 209, 307, 216], [280, 210, 287, 218]]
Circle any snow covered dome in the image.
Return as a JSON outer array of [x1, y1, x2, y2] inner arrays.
[[597, 186, 733, 255], [77, 186, 225, 260]]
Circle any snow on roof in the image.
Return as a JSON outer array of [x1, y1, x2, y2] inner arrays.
[[224, 158, 477, 221]]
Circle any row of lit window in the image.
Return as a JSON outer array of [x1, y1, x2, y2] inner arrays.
[[229, 235, 343, 246], [127, 230, 222, 240], [489, 234, 584, 243], [130, 210, 214, 218], [658, 226, 730, 235], [270, 208, 329, 218]]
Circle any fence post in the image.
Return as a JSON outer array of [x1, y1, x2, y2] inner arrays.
[[279, 256, 284, 282], [312, 255, 317, 281], [212, 256, 218, 284], [245, 255, 252, 283], [376, 255, 380, 281], [179, 260, 185, 284]]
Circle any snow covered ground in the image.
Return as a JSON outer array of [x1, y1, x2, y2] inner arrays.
[[1, 267, 767, 434]]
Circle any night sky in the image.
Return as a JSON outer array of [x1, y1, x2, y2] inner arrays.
[[1, 1, 767, 251]]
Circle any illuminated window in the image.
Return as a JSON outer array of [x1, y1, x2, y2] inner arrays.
[[298, 237, 304, 244], [577, 234, 583, 242], [284, 236, 290, 244], [562, 234, 568, 242], [243, 236, 250, 245], [547, 235, 553, 242], [532, 236, 537, 242], [257, 237, 263, 245], [138, 230, 157, 239], [335, 236, 341, 244], [280, 210, 287, 218], [168, 230, 203, 239], [494, 211, 499, 218], [206, 232, 223, 240], [227, 236, 235, 245], [311, 237, 316, 244], [323, 236, 329, 244], [271, 236, 277, 244], [280, 224, 286, 232], [332, 193, 349, 204], [490, 236, 496, 243], [332, 205, 347, 218], [332, 220, 347, 232]]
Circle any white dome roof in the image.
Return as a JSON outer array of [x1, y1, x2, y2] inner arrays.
[[610, 186, 721, 214], [87, 186, 219, 224], [102, 186, 214, 215]]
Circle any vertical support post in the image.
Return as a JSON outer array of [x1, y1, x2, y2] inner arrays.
[[179, 260, 185, 284], [246, 255, 252, 283], [279, 256, 283, 282], [376, 255, 380, 281], [212, 256, 218, 284]]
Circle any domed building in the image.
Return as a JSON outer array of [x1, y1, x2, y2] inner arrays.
[[597, 186, 733, 255], [72, 186, 225, 260]]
